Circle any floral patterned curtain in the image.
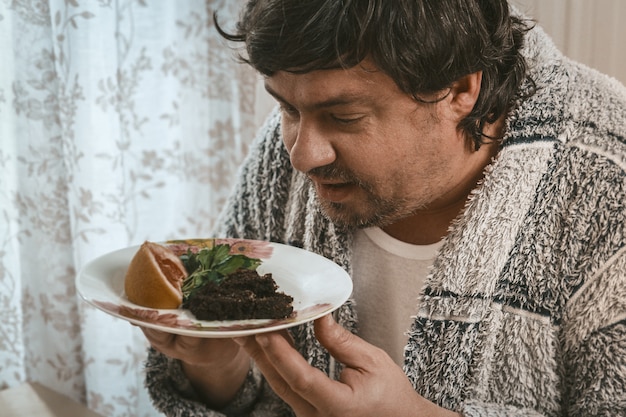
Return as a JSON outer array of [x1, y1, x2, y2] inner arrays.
[[0, 0, 271, 416]]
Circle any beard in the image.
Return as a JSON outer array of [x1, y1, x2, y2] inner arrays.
[[307, 164, 423, 229]]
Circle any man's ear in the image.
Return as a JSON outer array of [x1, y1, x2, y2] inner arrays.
[[448, 71, 483, 118]]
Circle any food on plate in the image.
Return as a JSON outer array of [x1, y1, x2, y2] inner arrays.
[[124, 239, 294, 320], [124, 241, 187, 309], [179, 243, 293, 321], [184, 268, 294, 321]]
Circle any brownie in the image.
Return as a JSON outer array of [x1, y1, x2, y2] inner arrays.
[[184, 269, 294, 321]]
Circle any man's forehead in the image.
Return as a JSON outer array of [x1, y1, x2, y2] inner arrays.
[[264, 64, 390, 107]]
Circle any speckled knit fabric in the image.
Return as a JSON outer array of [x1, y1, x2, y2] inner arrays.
[[144, 21, 626, 417]]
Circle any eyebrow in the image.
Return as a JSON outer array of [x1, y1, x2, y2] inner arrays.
[[264, 83, 371, 111]]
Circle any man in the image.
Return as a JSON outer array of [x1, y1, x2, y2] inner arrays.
[[142, 1, 626, 416]]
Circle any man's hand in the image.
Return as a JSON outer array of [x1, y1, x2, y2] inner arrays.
[[141, 327, 250, 408], [235, 314, 461, 417]]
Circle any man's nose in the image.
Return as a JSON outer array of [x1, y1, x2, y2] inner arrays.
[[286, 118, 336, 173]]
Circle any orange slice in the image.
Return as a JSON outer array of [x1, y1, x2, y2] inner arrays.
[[124, 241, 187, 309]]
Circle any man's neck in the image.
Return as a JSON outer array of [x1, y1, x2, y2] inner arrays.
[[381, 199, 466, 245]]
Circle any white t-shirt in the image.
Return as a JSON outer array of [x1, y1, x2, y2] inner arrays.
[[351, 227, 442, 366]]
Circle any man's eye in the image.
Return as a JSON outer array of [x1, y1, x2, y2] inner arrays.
[[280, 105, 299, 118], [332, 114, 364, 124]]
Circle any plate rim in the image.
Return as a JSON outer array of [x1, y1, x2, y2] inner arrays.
[[76, 238, 352, 338]]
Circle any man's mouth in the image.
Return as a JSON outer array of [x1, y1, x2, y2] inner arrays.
[[313, 180, 355, 203]]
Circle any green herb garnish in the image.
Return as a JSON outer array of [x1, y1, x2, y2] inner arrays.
[[180, 244, 262, 301]]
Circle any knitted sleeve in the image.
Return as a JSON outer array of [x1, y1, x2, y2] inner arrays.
[[144, 348, 296, 417]]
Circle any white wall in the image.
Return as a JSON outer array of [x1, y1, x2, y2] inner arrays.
[[512, 0, 626, 85]]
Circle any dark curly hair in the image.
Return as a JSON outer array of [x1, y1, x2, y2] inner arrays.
[[216, 0, 534, 149]]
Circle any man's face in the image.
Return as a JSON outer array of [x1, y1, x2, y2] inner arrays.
[[265, 60, 476, 229]]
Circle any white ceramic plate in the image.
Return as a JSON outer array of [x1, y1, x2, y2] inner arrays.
[[76, 238, 353, 338]]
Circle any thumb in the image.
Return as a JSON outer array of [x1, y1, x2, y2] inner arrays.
[[314, 314, 373, 368]]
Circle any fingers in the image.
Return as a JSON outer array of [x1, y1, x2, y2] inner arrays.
[[235, 333, 316, 414], [236, 329, 348, 414], [314, 314, 380, 370], [141, 327, 207, 352], [236, 318, 422, 417], [140, 327, 243, 366], [141, 327, 177, 350]]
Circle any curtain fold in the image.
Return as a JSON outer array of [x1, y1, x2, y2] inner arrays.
[[512, 0, 626, 85], [0, 1, 270, 416]]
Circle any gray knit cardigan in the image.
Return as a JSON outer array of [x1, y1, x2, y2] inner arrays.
[[145, 23, 626, 417]]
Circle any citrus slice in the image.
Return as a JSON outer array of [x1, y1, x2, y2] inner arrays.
[[124, 241, 187, 309]]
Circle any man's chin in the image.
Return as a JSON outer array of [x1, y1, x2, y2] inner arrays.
[[319, 201, 387, 229], [317, 196, 417, 230]]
